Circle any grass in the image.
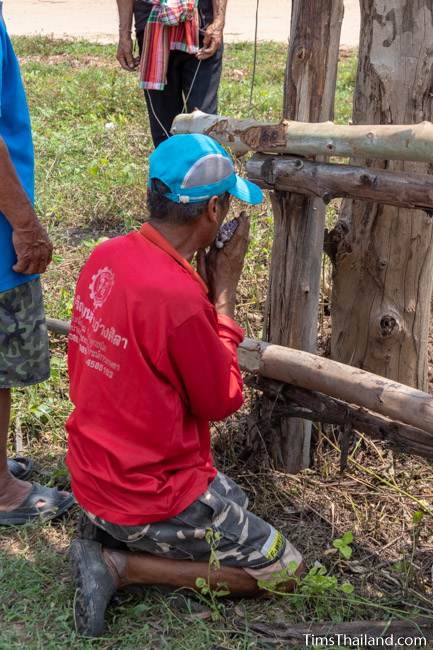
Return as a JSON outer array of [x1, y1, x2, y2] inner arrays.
[[2, 36, 432, 649]]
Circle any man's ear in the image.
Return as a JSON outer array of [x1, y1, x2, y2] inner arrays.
[[206, 196, 220, 225]]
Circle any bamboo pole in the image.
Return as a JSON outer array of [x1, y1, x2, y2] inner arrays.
[[172, 111, 433, 162], [247, 154, 433, 211], [45, 318, 433, 438]]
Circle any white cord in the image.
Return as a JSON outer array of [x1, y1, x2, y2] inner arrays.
[[146, 89, 171, 139], [147, 58, 201, 138], [182, 59, 202, 113]]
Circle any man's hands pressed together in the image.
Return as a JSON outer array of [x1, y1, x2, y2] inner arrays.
[[198, 212, 250, 318]]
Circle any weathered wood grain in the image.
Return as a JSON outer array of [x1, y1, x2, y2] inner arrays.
[[247, 154, 433, 211], [331, 0, 433, 391], [173, 112, 433, 162]]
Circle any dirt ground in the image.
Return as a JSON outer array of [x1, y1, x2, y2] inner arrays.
[[5, 0, 361, 45]]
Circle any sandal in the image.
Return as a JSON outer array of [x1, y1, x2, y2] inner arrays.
[[7, 456, 34, 481], [0, 483, 75, 526], [69, 539, 117, 637]]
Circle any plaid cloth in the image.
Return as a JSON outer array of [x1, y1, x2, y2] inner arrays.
[[139, 0, 199, 91]]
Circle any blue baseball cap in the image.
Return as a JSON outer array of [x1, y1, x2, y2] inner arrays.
[[148, 134, 263, 205]]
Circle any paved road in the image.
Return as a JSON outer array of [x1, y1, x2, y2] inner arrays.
[[5, 0, 360, 46]]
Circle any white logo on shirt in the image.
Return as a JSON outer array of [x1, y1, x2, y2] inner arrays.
[[89, 267, 115, 309]]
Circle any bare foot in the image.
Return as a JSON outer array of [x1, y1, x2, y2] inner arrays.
[[0, 473, 32, 511], [0, 472, 69, 512]]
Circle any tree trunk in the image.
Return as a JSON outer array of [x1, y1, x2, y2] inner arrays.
[[331, 1, 433, 390], [262, 0, 344, 472]]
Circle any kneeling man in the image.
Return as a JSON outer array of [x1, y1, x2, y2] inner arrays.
[[66, 134, 303, 637]]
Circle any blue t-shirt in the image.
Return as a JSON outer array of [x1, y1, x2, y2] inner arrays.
[[0, 3, 36, 292]]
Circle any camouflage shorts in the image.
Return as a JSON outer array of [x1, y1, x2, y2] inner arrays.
[[85, 472, 302, 579], [0, 279, 50, 389]]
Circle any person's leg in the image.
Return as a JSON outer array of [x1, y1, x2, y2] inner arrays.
[[70, 537, 269, 638], [83, 473, 304, 593], [104, 548, 262, 596], [70, 535, 303, 637], [71, 527, 303, 638], [144, 87, 181, 148], [99, 473, 303, 595], [183, 46, 223, 115], [71, 475, 304, 635], [0, 280, 73, 521], [144, 54, 185, 147], [0, 388, 32, 510], [136, 30, 184, 147]]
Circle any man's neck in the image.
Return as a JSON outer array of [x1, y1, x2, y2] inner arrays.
[[148, 220, 201, 263]]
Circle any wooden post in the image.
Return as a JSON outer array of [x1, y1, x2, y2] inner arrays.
[[330, 1, 433, 390], [262, 0, 343, 472]]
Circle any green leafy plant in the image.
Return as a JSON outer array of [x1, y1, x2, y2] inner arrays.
[[81, 236, 109, 251], [412, 510, 424, 525], [194, 529, 230, 621], [299, 564, 354, 599], [257, 560, 299, 592], [332, 531, 353, 560], [258, 562, 355, 621]]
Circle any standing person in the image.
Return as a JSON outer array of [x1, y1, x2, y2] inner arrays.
[[67, 134, 304, 637], [116, 0, 226, 146], [0, 2, 73, 524]]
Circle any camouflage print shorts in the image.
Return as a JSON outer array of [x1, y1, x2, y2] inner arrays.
[[85, 472, 303, 579], [0, 279, 50, 389]]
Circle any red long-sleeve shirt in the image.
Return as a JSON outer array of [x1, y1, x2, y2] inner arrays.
[[66, 224, 244, 525]]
